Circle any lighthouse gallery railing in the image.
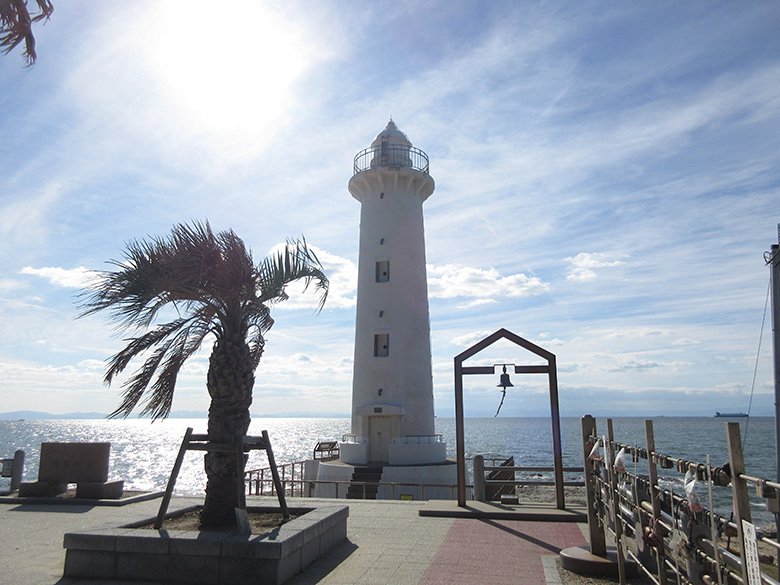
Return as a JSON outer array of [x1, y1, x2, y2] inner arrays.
[[353, 144, 430, 175]]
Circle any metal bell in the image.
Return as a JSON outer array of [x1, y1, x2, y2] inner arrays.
[[497, 365, 513, 389]]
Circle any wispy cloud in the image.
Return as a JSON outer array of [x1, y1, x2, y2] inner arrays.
[[20, 266, 98, 288], [428, 264, 550, 299], [565, 252, 626, 282]]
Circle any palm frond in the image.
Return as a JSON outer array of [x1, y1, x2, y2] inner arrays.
[[108, 338, 176, 418], [256, 238, 329, 311], [0, 0, 53, 65], [103, 319, 189, 384], [108, 319, 211, 420]]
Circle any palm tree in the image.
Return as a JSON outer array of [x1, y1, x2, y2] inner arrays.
[[1, 0, 53, 65], [79, 221, 328, 528]]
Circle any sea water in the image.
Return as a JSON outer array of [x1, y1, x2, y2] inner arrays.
[[1, 416, 776, 525]]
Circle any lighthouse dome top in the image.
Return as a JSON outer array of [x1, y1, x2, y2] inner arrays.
[[370, 119, 412, 148], [352, 119, 430, 176]]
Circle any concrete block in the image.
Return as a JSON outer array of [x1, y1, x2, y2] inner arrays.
[[115, 529, 171, 554], [319, 523, 347, 555], [275, 527, 304, 558], [116, 551, 171, 581], [319, 526, 335, 554], [169, 553, 221, 584], [298, 518, 322, 543], [277, 547, 302, 584], [63, 549, 116, 578], [300, 536, 320, 567], [76, 479, 124, 499], [170, 531, 230, 557], [218, 557, 279, 585], [222, 533, 282, 559], [332, 519, 348, 543], [18, 480, 67, 497], [63, 528, 127, 551], [39, 442, 110, 483]]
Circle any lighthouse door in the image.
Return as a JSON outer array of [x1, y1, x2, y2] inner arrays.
[[368, 416, 392, 463]]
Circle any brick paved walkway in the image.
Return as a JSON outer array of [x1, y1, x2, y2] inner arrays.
[[420, 518, 588, 585]]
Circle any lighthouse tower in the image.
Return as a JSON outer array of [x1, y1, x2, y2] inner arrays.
[[314, 121, 454, 499], [339, 120, 446, 467]]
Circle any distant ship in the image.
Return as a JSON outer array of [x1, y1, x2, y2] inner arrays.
[[714, 412, 748, 418]]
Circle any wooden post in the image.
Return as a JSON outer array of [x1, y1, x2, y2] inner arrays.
[[455, 358, 467, 507], [263, 430, 290, 519], [548, 356, 565, 509], [726, 421, 752, 585], [582, 415, 606, 556], [473, 455, 485, 502], [644, 420, 667, 585], [155, 427, 193, 529], [606, 419, 627, 585], [236, 438, 246, 511]]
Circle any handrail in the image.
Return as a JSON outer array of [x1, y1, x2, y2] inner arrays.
[[581, 416, 780, 585], [392, 434, 443, 444], [243, 476, 588, 500], [482, 465, 584, 473], [353, 144, 430, 175]]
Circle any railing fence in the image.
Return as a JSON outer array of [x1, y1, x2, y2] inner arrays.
[[582, 415, 780, 585]]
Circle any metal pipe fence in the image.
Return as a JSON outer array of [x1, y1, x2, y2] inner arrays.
[[581, 415, 780, 585], [352, 144, 429, 175], [245, 476, 462, 501]]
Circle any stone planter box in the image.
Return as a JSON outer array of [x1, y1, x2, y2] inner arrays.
[[63, 505, 349, 585]]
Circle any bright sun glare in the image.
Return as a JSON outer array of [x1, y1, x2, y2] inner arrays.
[[148, 2, 312, 149]]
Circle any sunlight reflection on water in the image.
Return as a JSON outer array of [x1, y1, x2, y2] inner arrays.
[[1, 416, 774, 525]]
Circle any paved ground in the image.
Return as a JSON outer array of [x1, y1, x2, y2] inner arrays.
[[0, 495, 594, 585]]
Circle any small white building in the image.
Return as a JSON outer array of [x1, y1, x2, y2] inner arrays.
[[315, 121, 455, 499]]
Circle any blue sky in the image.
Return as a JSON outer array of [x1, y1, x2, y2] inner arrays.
[[0, 1, 778, 418]]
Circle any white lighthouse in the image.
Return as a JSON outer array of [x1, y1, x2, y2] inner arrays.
[[340, 120, 445, 466], [314, 121, 454, 498]]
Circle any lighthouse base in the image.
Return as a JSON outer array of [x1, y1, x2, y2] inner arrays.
[[340, 439, 446, 466], [312, 459, 457, 501]]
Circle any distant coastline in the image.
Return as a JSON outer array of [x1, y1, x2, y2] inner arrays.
[[0, 410, 349, 420], [0, 411, 771, 421]]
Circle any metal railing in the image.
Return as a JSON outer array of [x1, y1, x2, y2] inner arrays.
[[245, 461, 307, 497], [245, 476, 463, 501], [353, 144, 430, 175], [580, 416, 780, 585], [473, 456, 585, 502], [392, 434, 443, 444]]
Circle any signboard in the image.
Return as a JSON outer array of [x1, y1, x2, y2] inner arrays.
[[741, 520, 762, 585]]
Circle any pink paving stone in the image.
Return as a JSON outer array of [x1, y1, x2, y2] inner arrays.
[[420, 519, 587, 584]]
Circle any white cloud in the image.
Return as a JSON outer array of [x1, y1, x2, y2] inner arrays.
[[450, 330, 496, 347], [456, 298, 497, 310], [0, 279, 26, 292], [565, 253, 626, 282], [20, 266, 99, 288], [428, 264, 550, 300], [269, 245, 357, 310]]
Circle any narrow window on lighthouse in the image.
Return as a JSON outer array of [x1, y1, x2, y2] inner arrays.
[[375, 260, 390, 282], [374, 334, 390, 357]]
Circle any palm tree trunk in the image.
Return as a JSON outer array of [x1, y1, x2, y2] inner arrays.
[[200, 335, 254, 528]]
